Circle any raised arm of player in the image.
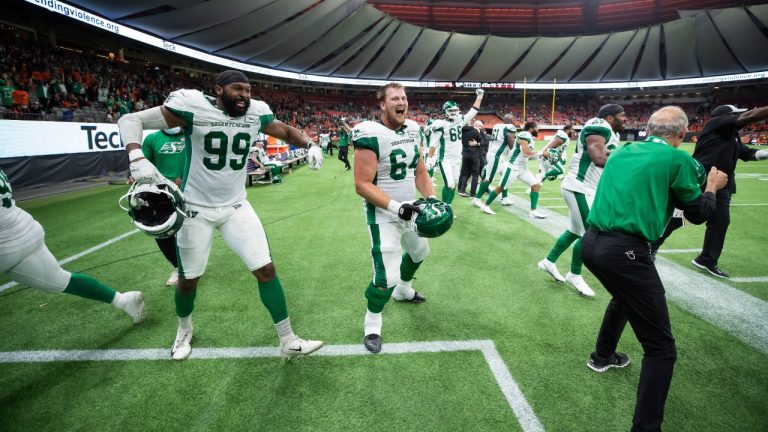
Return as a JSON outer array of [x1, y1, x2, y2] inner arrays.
[[462, 89, 485, 126], [735, 106, 768, 128]]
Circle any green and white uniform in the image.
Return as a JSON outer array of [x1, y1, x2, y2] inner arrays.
[[540, 129, 570, 180], [319, 133, 330, 150], [142, 129, 186, 181], [428, 109, 477, 188], [0, 169, 70, 292], [483, 123, 515, 182], [559, 117, 617, 236], [163, 89, 275, 278], [497, 131, 540, 189], [352, 119, 429, 288]]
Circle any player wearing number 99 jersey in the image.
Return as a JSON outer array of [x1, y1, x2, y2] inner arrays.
[[118, 70, 323, 361], [353, 82, 438, 354]]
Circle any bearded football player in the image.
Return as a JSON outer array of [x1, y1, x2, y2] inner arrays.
[[118, 69, 323, 360], [353, 82, 453, 354]]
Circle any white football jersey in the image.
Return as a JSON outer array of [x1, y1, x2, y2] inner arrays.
[[488, 123, 516, 161], [561, 118, 617, 194], [319, 133, 330, 147], [352, 119, 423, 224], [0, 169, 43, 255], [428, 108, 477, 162], [549, 129, 571, 153], [508, 131, 535, 168], [164, 89, 274, 207]]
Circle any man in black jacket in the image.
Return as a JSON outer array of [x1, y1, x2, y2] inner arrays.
[[651, 104, 768, 277], [458, 120, 487, 197]]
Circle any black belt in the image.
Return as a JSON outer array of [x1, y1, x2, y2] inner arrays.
[[588, 228, 648, 244]]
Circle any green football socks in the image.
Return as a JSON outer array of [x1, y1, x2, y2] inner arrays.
[[258, 278, 289, 323], [571, 239, 584, 275], [63, 273, 116, 303], [546, 230, 580, 263], [175, 287, 197, 318], [365, 282, 394, 313], [400, 253, 422, 282], [485, 190, 498, 206], [502, 189, 508, 198], [475, 181, 489, 199], [530, 191, 540, 210], [442, 186, 456, 204]]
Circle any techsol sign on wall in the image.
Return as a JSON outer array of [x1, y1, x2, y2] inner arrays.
[[0, 120, 156, 158]]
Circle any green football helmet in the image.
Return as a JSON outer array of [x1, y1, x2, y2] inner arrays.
[[443, 101, 460, 120], [119, 176, 187, 239], [414, 198, 454, 238]]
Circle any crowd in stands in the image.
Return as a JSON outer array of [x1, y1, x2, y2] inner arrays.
[[1, 33, 765, 144]]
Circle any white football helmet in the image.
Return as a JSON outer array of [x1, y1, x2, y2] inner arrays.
[[307, 145, 323, 170], [119, 176, 187, 238]]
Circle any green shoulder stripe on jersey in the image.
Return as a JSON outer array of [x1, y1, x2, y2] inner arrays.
[[576, 149, 593, 181], [258, 114, 274, 134], [354, 136, 380, 159], [581, 125, 612, 143]]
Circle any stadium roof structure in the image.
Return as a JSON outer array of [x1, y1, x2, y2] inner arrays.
[[48, 1, 768, 87]]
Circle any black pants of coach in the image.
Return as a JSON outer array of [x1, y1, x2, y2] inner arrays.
[[582, 229, 677, 432], [458, 154, 482, 195], [338, 146, 350, 170]]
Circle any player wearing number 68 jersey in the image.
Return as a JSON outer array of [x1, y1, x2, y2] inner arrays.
[[118, 70, 323, 361]]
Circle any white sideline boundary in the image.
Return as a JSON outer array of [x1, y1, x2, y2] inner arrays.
[[0, 230, 140, 294], [0, 339, 544, 432], [730, 277, 768, 283], [500, 199, 768, 354], [657, 248, 702, 254]]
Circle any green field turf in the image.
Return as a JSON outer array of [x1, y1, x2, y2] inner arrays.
[[1, 144, 766, 431]]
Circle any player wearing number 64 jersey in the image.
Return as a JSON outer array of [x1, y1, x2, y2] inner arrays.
[[118, 70, 323, 361], [353, 82, 439, 354]]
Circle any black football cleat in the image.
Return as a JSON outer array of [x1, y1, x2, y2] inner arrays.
[[411, 292, 427, 303], [364, 334, 382, 353], [692, 258, 729, 278]]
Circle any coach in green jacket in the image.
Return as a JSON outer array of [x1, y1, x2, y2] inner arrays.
[[581, 106, 728, 432]]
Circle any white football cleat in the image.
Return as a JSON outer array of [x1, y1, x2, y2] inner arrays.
[[529, 209, 547, 219], [470, 198, 482, 208], [120, 291, 145, 324], [566, 272, 595, 297], [171, 327, 193, 360], [500, 197, 514, 206], [166, 268, 179, 286], [538, 259, 566, 282], [480, 204, 496, 215], [280, 335, 324, 358]]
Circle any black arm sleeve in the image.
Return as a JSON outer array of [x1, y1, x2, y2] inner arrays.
[[737, 142, 758, 162], [675, 191, 717, 225]]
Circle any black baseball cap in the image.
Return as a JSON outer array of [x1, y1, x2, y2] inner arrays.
[[711, 104, 747, 117]]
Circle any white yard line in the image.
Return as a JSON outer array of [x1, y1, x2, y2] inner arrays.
[[731, 203, 768, 206], [0, 230, 140, 294], [657, 249, 702, 254], [730, 277, 768, 283], [0, 339, 543, 432], [500, 200, 768, 354]]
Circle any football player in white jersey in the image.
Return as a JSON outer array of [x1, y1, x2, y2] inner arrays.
[[538, 104, 626, 297], [480, 122, 548, 218], [319, 131, 331, 155], [472, 113, 516, 207], [118, 70, 323, 360], [0, 169, 145, 325], [353, 83, 437, 354], [426, 90, 485, 205], [539, 124, 574, 182]]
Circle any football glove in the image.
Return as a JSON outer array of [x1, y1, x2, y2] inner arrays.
[[388, 200, 422, 221], [307, 145, 323, 170], [129, 149, 161, 181], [475, 88, 484, 97], [425, 156, 436, 171], [756, 149, 768, 161]]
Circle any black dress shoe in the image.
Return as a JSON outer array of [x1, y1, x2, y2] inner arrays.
[[364, 334, 381, 353]]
